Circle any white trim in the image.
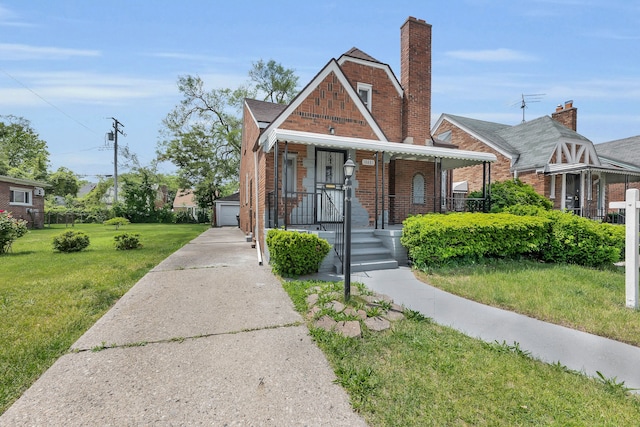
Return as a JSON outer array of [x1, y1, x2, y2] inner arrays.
[[282, 153, 298, 195], [432, 114, 515, 160], [550, 175, 556, 199], [260, 60, 388, 150], [9, 186, 32, 206], [337, 55, 403, 96], [357, 82, 372, 111], [263, 129, 496, 169]]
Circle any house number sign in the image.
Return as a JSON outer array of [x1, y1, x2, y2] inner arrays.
[[361, 159, 375, 166]]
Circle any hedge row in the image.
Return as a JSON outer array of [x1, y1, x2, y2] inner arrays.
[[401, 210, 626, 268]]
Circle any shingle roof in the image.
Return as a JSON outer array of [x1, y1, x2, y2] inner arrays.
[[341, 47, 381, 64], [440, 114, 514, 156], [245, 98, 287, 124], [595, 135, 640, 167], [496, 116, 593, 170]]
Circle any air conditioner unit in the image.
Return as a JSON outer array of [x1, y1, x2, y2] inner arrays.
[[34, 187, 45, 197]]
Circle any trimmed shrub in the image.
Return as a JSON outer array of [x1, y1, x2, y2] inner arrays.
[[470, 179, 553, 213], [52, 230, 90, 253], [0, 210, 28, 254], [114, 233, 142, 250], [540, 211, 624, 267], [266, 229, 331, 277], [103, 217, 130, 230], [401, 212, 550, 267]]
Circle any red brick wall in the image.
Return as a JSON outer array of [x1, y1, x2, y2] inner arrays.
[[401, 17, 432, 145], [434, 119, 513, 191], [239, 103, 260, 235], [0, 180, 45, 228], [339, 61, 403, 142]]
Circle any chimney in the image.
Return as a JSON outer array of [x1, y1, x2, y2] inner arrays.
[[551, 99, 577, 131], [401, 17, 432, 145]]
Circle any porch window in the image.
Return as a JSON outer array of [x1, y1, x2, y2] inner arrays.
[[412, 174, 425, 204], [357, 82, 372, 111], [10, 187, 32, 206], [282, 154, 297, 195]]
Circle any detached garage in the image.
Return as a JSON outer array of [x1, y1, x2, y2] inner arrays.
[[214, 192, 240, 227]]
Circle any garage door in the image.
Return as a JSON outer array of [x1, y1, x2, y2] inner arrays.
[[218, 203, 239, 226]]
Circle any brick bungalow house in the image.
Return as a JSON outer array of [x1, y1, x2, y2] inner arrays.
[[239, 17, 496, 272], [0, 175, 49, 228], [432, 101, 640, 220]]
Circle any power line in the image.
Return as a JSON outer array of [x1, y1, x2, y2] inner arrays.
[[0, 67, 98, 134]]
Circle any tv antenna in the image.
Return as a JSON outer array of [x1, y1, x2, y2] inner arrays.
[[517, 93, 545, 123]]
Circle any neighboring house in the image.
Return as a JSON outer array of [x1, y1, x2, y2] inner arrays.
[[595, 135, 640, 204], [239, 17, 497, 272], [214, 192, 240, 227], [173, 189, 198, 220], [432, 101, 640, 219], [0, 175, 49, 228]]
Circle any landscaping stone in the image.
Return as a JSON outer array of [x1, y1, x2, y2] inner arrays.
[[330, 301, 346, 313], [336, 321, 361, 338], [315, 315, 337, 332], [306, 293, 319, 306], [365, 316, 391, 332], [307, 306, 321, 319], [384, 310, 405, 322]]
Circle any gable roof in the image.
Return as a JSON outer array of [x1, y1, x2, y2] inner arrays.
[[595, 135, 640, 167], [0, 175, 50, 188], [173, 189, 196, 208], [435, 114, 514, 158], [259, 59, 388, 151], [337, 48, 403, 97], [341, 47, 382, 63], [245, 98, 287, 129]]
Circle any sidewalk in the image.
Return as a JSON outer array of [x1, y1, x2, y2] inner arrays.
[[0, 228, 367, 426], [351, 267, 640, 392]]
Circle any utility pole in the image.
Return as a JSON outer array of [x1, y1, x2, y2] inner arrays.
[[108, 118, 125, 204]]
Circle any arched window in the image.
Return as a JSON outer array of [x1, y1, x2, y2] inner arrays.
[[412, 174, 425, 204]]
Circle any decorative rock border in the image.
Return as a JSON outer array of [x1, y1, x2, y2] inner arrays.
[[305, 285, 405, 338]]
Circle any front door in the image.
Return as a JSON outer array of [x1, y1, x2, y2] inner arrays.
[[565, 173, 581, 214], [316, 149, 345, 222]]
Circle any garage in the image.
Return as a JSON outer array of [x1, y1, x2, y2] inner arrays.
[[214, 193, 240, 227]]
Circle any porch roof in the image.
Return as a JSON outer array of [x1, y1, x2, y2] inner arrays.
[[264, 129, 496, 169], [544, 163, 640, 183]]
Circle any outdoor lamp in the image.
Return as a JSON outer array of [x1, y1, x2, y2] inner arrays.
[[343, 157, 355, 179]]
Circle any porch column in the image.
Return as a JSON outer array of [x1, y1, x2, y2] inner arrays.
[[381, 151, 386, 229], [284, 141, 288, 230], [375, 152, 379, 229], [274, 142, 279, 228], [561, 174, 567, 211]]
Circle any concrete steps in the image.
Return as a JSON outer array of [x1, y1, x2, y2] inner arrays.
[[334, 229, 398, 273]]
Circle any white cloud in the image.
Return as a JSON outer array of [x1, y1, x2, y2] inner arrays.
[[0, 43, 100, 60], [0, 4, 32, 27], [445, 48, 537, 62]]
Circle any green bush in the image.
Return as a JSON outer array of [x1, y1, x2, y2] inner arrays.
[[103, 217, 130, 230], [266, 229, 331, 277], [114, 233, 142, 250], [52, 230, 90, 253], [470, 179, 553, 213], [0, 210, 28, 254], [540, 211, 624, 267], [401, 213, 550, 268]]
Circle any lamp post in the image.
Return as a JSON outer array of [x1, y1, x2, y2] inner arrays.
[[343, 156, 356, 302]]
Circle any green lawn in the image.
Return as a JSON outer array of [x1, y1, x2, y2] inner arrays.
[[284, 276, 640, 426], [0, 223, 207, 414], [417, 259, 640, 346]]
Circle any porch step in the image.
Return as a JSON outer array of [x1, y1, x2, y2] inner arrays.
[[333, 229, 399, 273]]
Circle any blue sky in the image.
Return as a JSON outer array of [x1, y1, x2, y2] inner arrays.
[[1, 1, 639, 177]]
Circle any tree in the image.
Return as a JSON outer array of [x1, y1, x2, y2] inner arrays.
[[249, 59, 299, 104], [158, 60, 298, 211], [0, 115, 49, 180], [48, 167, 80, 197]]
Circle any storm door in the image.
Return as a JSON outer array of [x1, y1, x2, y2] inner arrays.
[[316, 149, 345, 222], [565, 173, 581, 214]]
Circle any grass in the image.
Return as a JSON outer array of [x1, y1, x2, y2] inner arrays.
[[416, 259, 640, 346], [0, 223, 207, 414], [283, 278, 640, 426]]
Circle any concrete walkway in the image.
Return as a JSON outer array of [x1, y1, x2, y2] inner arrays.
[[1, 228, 367, 426], [351, 267, 640, 392]]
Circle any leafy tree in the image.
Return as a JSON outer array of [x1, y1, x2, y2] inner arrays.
[[158, 59, 298, 211], [0, 115, 49, 180], [249, 59, 299, 104], [48, 167, 80, 197]]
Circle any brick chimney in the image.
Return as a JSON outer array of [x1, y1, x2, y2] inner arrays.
[[551, 100, 577, 131], [401, 17, 432, 145]]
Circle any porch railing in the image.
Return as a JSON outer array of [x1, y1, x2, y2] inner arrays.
[[267, 189, 345, 262], [387, 195, 488, 225]]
